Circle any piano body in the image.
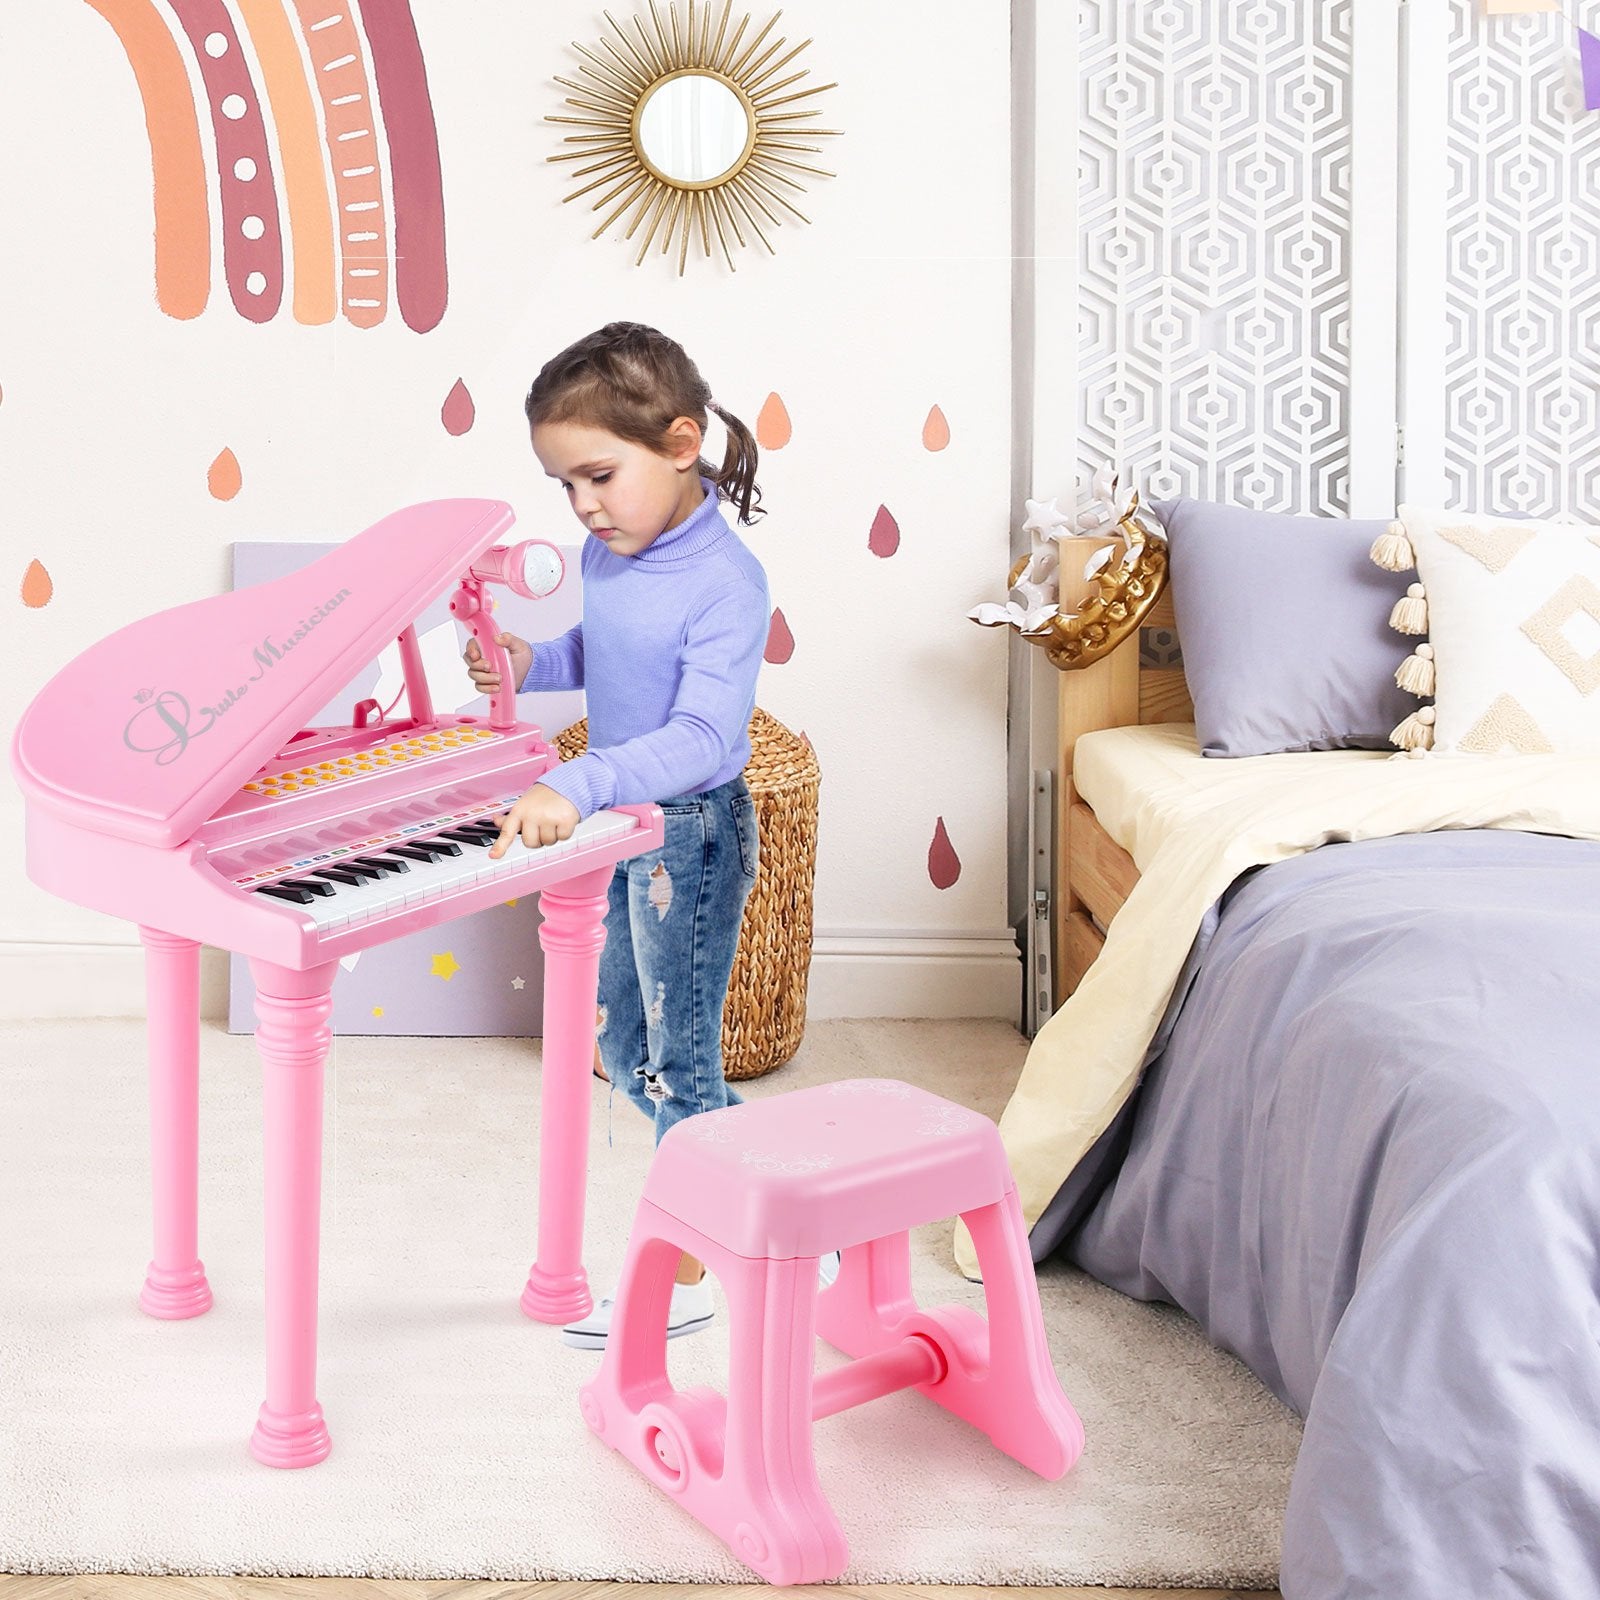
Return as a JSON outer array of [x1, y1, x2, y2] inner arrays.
[[10, 499, 661, 1467]]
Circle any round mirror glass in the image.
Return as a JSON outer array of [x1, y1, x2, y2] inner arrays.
[[636, 74, 750, 186]]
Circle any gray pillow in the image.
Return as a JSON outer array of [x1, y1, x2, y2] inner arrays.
[[1148, 498, 1416, 757]]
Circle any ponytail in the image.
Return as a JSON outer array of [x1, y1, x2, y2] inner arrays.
[[704, 401, 764, 526]]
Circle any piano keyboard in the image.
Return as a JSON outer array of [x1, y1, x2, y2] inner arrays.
[[236, 803, 638, 934]]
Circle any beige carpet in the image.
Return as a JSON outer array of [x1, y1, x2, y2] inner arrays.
[[0, 1017, 1299, 1586]]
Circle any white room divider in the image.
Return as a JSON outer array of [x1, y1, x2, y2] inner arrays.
[[1401, 0, 1600, 518]]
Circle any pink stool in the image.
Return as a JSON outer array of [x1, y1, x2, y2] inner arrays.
[[578, 1078, 1084, 1584]]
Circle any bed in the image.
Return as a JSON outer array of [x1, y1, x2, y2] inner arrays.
[[963, 503, 1600, 1600]]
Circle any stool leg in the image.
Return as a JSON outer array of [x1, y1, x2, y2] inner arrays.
[[583, 1227, 680, 1420], [580, 1206, 847, 1586], [815, 1231, 916, 1355], [957, 1185, 1084, 1478], [814, 1205, 1083, 1483], [717, 1250, 847, 1585]]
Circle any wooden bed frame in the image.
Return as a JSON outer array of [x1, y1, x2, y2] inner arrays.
[[1056, 585, 1192, 996]]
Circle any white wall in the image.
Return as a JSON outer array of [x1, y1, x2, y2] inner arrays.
[[0, 1, 1018, 1021]]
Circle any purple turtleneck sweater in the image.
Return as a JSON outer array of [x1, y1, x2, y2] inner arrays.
[[521, 481, 769, 818]]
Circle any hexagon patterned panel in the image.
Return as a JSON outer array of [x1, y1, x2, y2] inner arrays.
[[1444, 0, 1600, 519], [1078, 0, 1354, 517]]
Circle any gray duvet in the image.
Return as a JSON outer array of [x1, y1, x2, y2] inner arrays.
[[1055, 828, 1600, 1600]]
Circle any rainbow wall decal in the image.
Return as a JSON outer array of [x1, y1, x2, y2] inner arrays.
[[86, 0, 447, 330]]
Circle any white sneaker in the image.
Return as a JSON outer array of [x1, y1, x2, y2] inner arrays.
[[562, 1255, 840, 1351], [561, 1276, 715, 1350]]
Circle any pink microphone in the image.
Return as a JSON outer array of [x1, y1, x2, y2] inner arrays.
[[469, 540, 565, 599], [450, 540, 567, 730]]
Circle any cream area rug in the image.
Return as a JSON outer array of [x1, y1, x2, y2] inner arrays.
[[0, 1016, 1299, 1586]]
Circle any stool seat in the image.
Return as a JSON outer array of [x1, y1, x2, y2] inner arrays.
[[651, 1078, 1012, 1259]]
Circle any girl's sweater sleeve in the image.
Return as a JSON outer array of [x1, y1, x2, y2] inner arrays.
[[518, 621, 584, 692], [538, 577, 765, 817]]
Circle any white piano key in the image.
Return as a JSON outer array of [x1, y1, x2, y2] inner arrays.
[[284, 810, 638, 935]]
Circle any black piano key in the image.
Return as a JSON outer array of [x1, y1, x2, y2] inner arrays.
[[388, 842, 448, 863], [334, 859, 385, 881], [418, 835, 464, 856], [353, 854, 409, 875], [256, 882, 317, 905], [459, 820, 502, 837], [307, 866, 364, 887], [277, 875, 337, 897], [437, 827, 493, 847]]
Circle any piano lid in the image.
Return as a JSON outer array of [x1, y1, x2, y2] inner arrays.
[[11, 498, 516, 849]]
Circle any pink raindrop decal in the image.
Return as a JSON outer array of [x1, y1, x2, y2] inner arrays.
[[441, 377, 475, 435], [21, 559, 52, 608], [928, 817, 961, 889], [756, 391, 791, 449], [208, 447, 242, 500], [869, 504, 900, 559], [922, 404, 950, 451], [765, 607, 794, 664]]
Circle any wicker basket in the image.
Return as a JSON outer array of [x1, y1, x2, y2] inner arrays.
[[551, 708, 820, 1079]]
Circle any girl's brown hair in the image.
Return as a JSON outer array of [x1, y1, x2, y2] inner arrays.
[[524, 322, 764, 525]]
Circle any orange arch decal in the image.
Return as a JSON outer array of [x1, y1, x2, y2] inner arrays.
[[236, 0, 336, 324], [83, 0, 210, 319]]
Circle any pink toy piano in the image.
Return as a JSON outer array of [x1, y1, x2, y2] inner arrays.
[[10, 499, 661, 1468]]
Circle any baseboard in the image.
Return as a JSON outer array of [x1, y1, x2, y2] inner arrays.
[[0, 934, 1022, 1024], [805, 931, 1021, 1020]]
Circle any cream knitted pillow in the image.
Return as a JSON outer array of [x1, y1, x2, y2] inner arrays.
[[1371, 504, 1600, 755]]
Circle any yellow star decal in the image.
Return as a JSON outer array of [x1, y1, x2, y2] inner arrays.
[[430, 951, 461, 981], [371, 1006, 384, 1017], [504, 898, 519, 908]]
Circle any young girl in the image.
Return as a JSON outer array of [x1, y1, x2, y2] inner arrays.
[[463, 321, 767, 1349]]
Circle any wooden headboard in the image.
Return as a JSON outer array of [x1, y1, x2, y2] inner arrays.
[[1054, 587, 1191, 995]]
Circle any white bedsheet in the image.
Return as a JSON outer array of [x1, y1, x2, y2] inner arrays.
[[1072, 722, 1391, 867]]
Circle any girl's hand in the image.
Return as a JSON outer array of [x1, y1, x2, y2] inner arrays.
[[463, 632, 532, 696], [490, 783, 582, 856]]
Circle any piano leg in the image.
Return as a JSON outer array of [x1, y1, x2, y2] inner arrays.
[[247, 958, 338, 1468], [521, 863, 613, 1323], [137, 928, 214, 1319]]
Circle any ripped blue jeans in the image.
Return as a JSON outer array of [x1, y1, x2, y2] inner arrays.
[[595, 775, 757, 1142]]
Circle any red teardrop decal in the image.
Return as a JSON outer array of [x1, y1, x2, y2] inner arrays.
[[928, 817, 961, 889], [765, 607, 794, 664], [869, 504, 900, 559], [922, 404, 950, 451], [442, 378, 475, 436], [20, 559, 52, 608], [208, 448, 242, 500], [756, 391, 791, 449]]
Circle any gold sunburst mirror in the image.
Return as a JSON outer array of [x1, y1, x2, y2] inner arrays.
[[548, 0, 841, 273]]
